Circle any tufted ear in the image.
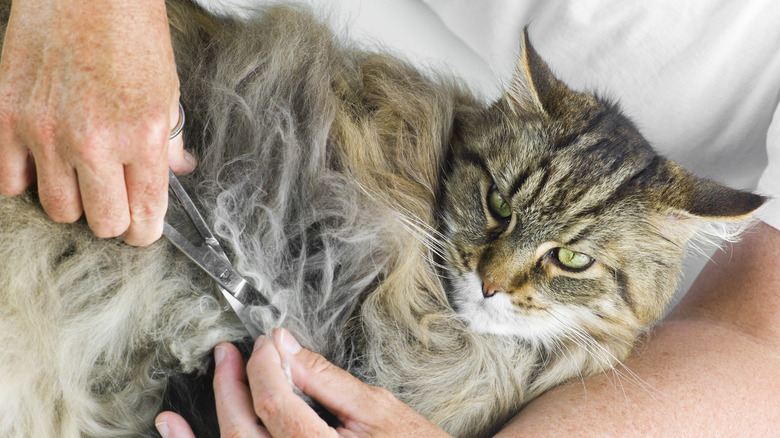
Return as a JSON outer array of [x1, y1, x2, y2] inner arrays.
[[506, 28, 569, 116], [645, 158, 765, 243], [653, 159, 764, 218]]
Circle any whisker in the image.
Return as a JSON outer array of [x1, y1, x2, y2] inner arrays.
[[550, 337, 588, 395], [546, 308, 662, 401]]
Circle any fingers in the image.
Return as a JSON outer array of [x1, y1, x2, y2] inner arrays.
[[1, 103, 189, 246], [155, 342, 272, 438], [275, 329, 389, 422], [168, 137, 197, 176], [246, 335, 336, 437], [124, 100, 201, 245], [121, 114, 171, 246], [213, 343, 272, 438], [154, 411, 196, 438], [35, 156, 84, 224], [0, 131, 35, 197], [0, 0, 189, 246], [275, 329, 453, 438], [215, 332, 449, 437], [168, 100, 197, 176]]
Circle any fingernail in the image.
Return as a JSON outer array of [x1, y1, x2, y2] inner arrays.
[[155, 422, 170, 438], [253, 335, 265, 353], [214, 345, 227, 366], [279, 328, 302, 355]]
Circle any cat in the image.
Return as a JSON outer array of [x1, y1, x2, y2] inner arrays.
[[0, 1, 764, 437]]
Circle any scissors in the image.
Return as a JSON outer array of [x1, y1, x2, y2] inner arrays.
[[162, 168, 276, 340]]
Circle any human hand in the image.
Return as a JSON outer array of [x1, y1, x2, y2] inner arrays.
[[0, 0, 196, 246], [155, 329, 452, 437]]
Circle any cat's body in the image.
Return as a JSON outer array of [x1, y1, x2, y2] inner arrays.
[[0, 1, 764, 437]]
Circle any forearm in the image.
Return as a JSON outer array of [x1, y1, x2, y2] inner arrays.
[[496, 221, 780, 436]]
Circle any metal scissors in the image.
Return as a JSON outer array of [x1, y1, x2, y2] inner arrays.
[[163, 168, 276, 339]]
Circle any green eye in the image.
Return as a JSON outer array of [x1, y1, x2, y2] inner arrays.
[[556, 248, 594, 271], [488, 187, 511, 219]]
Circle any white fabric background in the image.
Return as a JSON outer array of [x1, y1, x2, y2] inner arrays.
[[421, 0, 780, 230], [196, 0, 780, 300]]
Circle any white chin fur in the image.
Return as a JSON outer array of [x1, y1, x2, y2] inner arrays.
[[449, 271, 585, 346]]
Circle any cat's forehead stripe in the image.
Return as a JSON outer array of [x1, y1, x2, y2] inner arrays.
[[457, 148, 489, 173], [508, 156, 550, 201], [550, 107, 611, 151], [506, 149, 656, 237]]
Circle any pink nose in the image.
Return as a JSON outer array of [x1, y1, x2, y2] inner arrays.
[[479, 273, 506, 298]]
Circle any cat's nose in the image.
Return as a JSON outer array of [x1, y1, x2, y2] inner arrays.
[[479, 272, 507, 298]]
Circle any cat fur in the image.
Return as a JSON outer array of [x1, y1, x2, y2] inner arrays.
[[0, 1, 764, 437]]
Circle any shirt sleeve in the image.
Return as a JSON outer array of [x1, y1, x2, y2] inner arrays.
[[757, 103, 780, 231]]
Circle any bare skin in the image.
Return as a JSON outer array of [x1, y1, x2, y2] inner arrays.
[[158, 221, 780, 436], [0, 0, 195, 246], [155, 329, 452, 438], [498, 220, 780, 436]]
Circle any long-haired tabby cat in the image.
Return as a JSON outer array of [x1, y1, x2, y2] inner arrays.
[[0, 1, 764, 437]]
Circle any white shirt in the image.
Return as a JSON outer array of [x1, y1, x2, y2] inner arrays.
[[421, 0, 780, 231], [199, 0, 780, 296]]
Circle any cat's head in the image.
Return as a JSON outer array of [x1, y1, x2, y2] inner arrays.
[[440, 30, 764, 346]]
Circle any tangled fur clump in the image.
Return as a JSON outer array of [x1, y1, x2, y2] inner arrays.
[[0, 1, 764, 437]]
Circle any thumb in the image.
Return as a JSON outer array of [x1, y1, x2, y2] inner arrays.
[[155, 411, 196, 438], [274, 329, 392, 421], [168, 136, 197, 175], [167, 102, 196, 174], [274, 330, 453, 437]]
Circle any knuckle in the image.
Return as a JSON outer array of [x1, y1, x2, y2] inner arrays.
[[253, 391, 282, 420], [87, 206, 130, 238], [129, 180, 167, 220], [130, 197, 166, 223], [212, 369, 233, 392], [308, 354, 334, 375], [0, 180, 28, 197], [72, 130, 112, 165], [18, 105, 57, 147], [46, 208, 81, 225], [40, 192, 81, 224], [90, 218, 129, 239], [0, 170, 30, 197], [300, 354, 340, 393], [222, 426, 256, 438], [136, 108, 171, 150], [367, 385, 395, 403]]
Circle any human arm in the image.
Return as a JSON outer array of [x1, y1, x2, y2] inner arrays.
[[0, 0, 195, 246], [157, 223, 779, 437], [495, 220, 780, 436]]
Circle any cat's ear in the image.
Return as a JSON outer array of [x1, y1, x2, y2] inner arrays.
[[645, 159, 765, 243], [505, 28, 567, 116]]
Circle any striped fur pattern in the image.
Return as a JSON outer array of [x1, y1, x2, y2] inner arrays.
[[0, 1, 764, 437]]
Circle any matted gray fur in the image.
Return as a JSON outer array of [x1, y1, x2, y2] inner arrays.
[[0, 1, 765, 437]]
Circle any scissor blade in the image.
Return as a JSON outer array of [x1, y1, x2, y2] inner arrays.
[[167, 169, 221, 249], [164, 223, 280, 338], [163, 222, 249, 294], [164, 168, 279, 339], [218, 285, 266, 340]]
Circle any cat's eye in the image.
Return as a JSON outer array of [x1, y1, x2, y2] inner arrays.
[[487, 186, 511, 220], [553, 248, 594, 272]]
